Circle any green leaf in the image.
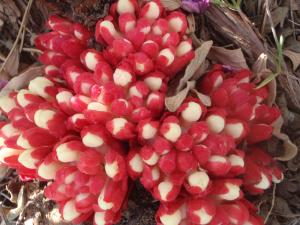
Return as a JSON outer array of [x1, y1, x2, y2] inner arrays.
[[256, 72, 279, 89]]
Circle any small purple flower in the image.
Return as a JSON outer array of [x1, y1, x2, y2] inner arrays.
[[181, 0, 210, 14], [222, 65, 240, 73], [0, 80, 8, 91]]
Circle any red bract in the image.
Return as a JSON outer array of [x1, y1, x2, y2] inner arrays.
[[0, 0, 284, 224]]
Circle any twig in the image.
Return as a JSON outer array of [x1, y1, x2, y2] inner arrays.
[[17, 20, 33, 35], [19, 24, 26, 53], [260, 3, 267, 35], [290, 0, 296, 39], [0, 204, 9, 225], [22, 48, 42, 54], [264, 184, 276, 224], [0, 53, 5, 62], [288, 19, 300, 27], [0, 0, 34, 74], [256, 0, 284, 89], [272, 212, 300, 218], [265, 0, 279, 45]]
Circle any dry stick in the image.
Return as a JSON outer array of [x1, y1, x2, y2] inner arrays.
[[17, 20, 33, 35], [290, 0, 296, 39], [22, 48, 42, 54], [0, 0, 34, 74], [288, 19, 300, 27], [0, 53, 5, 62], [273, 213, 300, 218], [260, 3, 267, 36], [19, 24, 27, 53], [265, 0, 279, 46], [0, 204, 9, 225], [264, 184, 277, 224]]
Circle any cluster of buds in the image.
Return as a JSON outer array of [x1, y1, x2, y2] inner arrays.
[[35, 0, 194, 142], [128, 98, 244, 202], [243, 147, 283, 195], [127, 66, 283, 224], [0, 0, 284, 224], [200, 64, 280, 144], [0, 0, 196, 224], [156, 198, 264, 225], [0, 80, 128, 224]]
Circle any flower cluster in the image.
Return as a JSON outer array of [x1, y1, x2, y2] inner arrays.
[[0, 0, 283, 224], [128, 65, 282, 225]]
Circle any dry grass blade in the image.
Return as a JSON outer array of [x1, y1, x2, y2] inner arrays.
[[0, 0, 34, 75], [264, 184, 277, 224]]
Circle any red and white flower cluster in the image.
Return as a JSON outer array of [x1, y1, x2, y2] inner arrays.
[[0, 0, 283, 224], [0, 0, 194, 224], [128, 65, 283, 225]]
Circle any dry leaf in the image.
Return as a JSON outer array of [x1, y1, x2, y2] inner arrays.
[[285, 36, 300, 53], [0, 164, 9, 181], [266, 74, 277, 106], [165, 81, 195, 112], [160, 0, 181, 10], [283, 49, 300, 71], [4, 47, 20, 76], [192, 59, 210, 81], [273, 116, 298, 161], [252, 54, 277, 105], [255, 69, 277, 105], [252, 53, 268, 74], [265, 7, 288, 33], [0, 65, 44, 96], [208, 47, 249, 69], [0, 47, 20, 79], [7, 186, 25, 221], [191, 89, 211, 106], [177, 41, 213, 92], [186, 14, 195, 34]]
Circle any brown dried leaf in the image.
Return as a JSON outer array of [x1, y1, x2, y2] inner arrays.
[[7, 186, 25, 221], [0, 164, 9, 181], [252, 54, 277, 105], [208, 47, 249, 69], [0, 65, 44, 96], [191, 89, 211, 107], [0, 47, 20, 77], [165, 81, 195, 112], [177, 41, 213, 92], [273, 116, 298, 161], [256, 69, 277, 106], [192, 59, 210, 81], [285, 36, 300, 53], [160, 0, 181, 10], [283, 49, 300, 71], [266, 74, 277, 106], [265, 7, 288, 33], [2, 0, 21, 21], [186, 14, 195, 34]]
